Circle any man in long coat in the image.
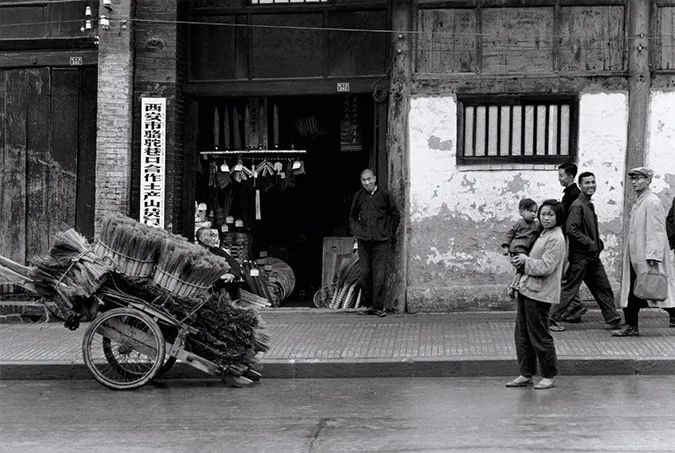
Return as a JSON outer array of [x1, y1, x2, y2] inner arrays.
[[613, 167, 675, 336]]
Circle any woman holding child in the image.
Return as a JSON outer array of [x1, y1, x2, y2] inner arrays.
[[505, 199, 567, 390]]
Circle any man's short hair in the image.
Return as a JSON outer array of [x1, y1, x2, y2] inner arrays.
[[519, 198, 537, 211], [558, 162, 578, 178], [361, 168, 375, 178], [195, 227, 212, 245], [578, 171, 595, 184]]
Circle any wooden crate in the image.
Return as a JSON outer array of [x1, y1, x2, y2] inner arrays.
[[321, 237, 354, 287]]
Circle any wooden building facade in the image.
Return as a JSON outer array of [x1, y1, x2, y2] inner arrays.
[[4, 0, 675, 311]]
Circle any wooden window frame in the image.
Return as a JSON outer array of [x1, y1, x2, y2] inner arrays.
[[456, 94, 579, 166]]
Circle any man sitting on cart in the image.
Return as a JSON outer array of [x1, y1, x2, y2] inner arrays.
[[195, 227, 239, 285]]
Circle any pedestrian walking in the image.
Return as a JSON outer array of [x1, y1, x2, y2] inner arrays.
[[613, 167, 675, 336], [501, 198, 541, 298], [667, 195, 675, 252], [550, 162, 587, 328], [505, 199, 566, 390], [550, 172, 623, 330], [349, 169, 400, 317]]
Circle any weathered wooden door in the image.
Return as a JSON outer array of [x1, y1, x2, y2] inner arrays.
[[0, 66, 97, 265]]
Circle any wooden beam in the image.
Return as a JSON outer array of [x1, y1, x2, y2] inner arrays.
[[0, 37, 97, 51], [186, 76, 388, 96], [386, 0, 412, 313], [622, 0, 651, 253], [0, 50, 98, 68]]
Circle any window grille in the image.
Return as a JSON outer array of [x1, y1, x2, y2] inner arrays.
[[250, 0, 327, 4], [457, 96, 577, 165]]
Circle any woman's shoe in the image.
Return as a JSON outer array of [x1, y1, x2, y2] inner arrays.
[[505, 376, 533, 387], [534, 378, 556, 390]]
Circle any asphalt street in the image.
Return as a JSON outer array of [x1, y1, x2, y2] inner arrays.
[[2, 376, 675, 452]]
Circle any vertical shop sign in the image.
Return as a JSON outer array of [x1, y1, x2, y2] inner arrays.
[[140, 98, 166, 228]]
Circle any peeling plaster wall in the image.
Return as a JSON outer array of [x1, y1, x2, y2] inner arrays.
[[407, 92, 628, 311], [646, 91, 675, 205]]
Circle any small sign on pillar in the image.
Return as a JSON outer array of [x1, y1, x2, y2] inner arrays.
[[337, 82, 350, 93]]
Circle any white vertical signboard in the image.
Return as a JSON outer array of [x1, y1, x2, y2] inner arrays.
[[140, 98, 166, 228]]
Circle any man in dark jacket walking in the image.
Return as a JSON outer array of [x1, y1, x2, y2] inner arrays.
[[550, 171, 623, 329], [667, 196, 675, 252], [349, 169, 400, 317]]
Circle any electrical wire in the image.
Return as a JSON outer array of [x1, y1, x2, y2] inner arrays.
[[1, 16, 675, 51]]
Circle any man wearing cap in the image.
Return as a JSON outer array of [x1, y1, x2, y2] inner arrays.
[[550, 171, 624, 330], [613, 167, 675, 336]]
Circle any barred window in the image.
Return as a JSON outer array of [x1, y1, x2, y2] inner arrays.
[[457, 96, 578, 165]]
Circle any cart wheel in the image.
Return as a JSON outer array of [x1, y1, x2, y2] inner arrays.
[[82, 308, 165, 390], [154, 356, 177, 379]]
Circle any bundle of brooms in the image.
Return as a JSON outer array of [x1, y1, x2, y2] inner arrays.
[[153, 239, 231, 299], [329, 253, 362, 309], [99, 275, 269, 368], [29, 229, 112, 319], [95, 214, 167, 278]]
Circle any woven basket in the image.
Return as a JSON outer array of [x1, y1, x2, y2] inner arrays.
[[152, 266, 210, 298], [94, 241, 155, 278]]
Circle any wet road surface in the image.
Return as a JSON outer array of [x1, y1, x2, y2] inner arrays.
[[1, 376, 675, 452]]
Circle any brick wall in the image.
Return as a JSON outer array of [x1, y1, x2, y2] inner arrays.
[[94, 0, 135, 235], [130, 0, 185, 234]]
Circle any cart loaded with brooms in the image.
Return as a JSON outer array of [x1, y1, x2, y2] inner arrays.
[[0, 213, 269, 390]]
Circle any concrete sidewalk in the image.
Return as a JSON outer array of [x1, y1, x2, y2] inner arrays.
[[1, 309, 675, 380]]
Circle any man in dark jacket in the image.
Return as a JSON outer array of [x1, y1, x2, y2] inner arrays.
[[550, 162, 586, 330], [550, 171, 623, 329], [667, 196, 675, 252], [349, 169, 400, 317]]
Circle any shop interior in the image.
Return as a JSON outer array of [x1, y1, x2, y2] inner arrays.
[[194, 94, 376, 307]]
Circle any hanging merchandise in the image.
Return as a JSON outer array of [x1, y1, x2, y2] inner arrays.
[[232, 105, 242, 150], [215, 166, 231, 189], [222, 105, 231, 150], [258, 98, 268, 149], [295, 116, 319, 137], [340, 95, 362, 152], [272, 103, 280, 148], [255, 190, 261, 220], [213, 106, 220, 149]]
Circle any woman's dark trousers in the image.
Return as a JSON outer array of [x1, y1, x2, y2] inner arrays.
[[515, 294, 559, 379]]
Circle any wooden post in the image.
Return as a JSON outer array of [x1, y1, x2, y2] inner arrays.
[[622, 0, 651, 238], [386, 0, 412, 313]]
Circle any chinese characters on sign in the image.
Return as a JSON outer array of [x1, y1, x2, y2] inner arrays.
[[140, 98, 166, 228]]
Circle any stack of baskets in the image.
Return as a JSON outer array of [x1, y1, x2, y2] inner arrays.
[[255, 257, 295, 306]]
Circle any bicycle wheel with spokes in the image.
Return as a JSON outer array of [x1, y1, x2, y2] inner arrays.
[[82, 308, 165, 390]]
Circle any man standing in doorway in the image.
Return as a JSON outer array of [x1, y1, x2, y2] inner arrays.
[[349, 169, 400, 317], [550, 171, 623, 330], [613, 167, 675, 336], [550, 162, 586, 331]]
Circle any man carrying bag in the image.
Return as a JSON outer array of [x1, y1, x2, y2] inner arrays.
[[614, 167, 675, 336]]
